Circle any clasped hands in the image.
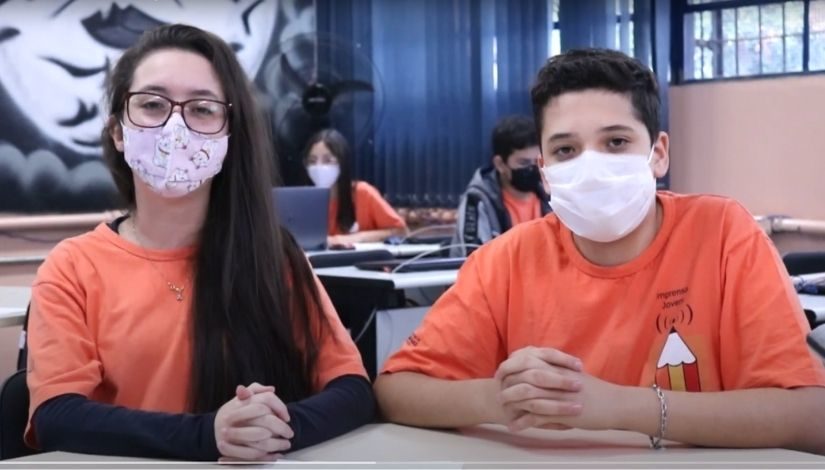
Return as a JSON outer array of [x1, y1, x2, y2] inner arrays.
[[214, 383, 293, 462], [494, 346, 619, 432]]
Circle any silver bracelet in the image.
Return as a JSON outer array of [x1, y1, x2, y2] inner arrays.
[[649, 384, 667, 450]]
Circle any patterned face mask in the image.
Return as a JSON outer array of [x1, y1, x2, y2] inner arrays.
[[121, 112, 229, 198]]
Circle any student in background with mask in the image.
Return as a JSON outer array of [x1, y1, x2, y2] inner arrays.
[[452, 116, 550, 255], [303, 129, 407, 246], [375, 49, 825, 453], [26, 25, 374, 462]]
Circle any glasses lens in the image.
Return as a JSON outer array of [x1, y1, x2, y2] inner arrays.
[[183, 100, 228, 134], [127, 93, 171, 128]]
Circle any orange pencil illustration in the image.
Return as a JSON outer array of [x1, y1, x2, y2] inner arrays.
[[655, 328, 701, 391]]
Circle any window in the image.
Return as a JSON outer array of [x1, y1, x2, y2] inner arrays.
[[810, 0, 825, 68], [681, 0, 825, 81]]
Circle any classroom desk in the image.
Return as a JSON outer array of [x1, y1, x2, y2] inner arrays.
[[11, 424, 825, 468], [0, 286, 29, 328], [800, 293, 825, 325], [314, 265, 458, 290], [291, 424, 825, 467], [306, 243, 443, 259], [795, 272, 825, 326], [353, 242, 444, 258], [314, 266, 458, 379]]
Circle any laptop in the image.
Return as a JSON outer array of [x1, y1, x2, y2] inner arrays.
[[272, 186, 329, 251], [355, 257, 466, 273]]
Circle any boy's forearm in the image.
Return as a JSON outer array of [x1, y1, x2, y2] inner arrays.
[[375, 372, 503, 428], [616, 385, 825, 454]]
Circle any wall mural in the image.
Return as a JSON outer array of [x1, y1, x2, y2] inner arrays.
[[0, 0, 313, 213]]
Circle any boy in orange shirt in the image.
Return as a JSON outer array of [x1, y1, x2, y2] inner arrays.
[[375, 49, 825, 453]]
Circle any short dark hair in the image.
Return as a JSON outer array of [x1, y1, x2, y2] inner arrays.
[[491, 115, 538, 162], [530, 48, 660, 145]]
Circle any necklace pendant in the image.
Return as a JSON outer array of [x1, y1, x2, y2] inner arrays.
[[168, 283, 184, 302]]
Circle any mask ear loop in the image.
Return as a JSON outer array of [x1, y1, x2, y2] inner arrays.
[[646, 145, 656, 164]]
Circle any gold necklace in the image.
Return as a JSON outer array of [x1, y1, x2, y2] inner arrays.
[[127, 217, 187, 302]]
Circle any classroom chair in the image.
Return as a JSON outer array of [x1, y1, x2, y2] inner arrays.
[[0, 303, 34, 460], [16, 303, 29, 372], [783, 251, 825, 276], [809, 324, 825, 363], [0, 369, 36, 460]]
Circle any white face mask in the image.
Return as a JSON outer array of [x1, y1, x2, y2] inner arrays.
[[307, 164, 341, 189], [542, 148, 656, 243]]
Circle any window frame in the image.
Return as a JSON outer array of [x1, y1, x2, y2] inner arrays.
[[671, 0, 825, 84]]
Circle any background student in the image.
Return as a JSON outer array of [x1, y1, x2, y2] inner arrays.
[[303, 129, 407, 246], [452, 115, 550, 255], [375, 48, 825, 454], [26, 24, 374, 462]]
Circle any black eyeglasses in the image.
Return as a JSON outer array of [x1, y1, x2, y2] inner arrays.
[[125, 92, 232, 135]]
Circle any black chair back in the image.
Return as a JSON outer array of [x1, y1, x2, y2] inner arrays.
[[0, 369, 36, 460], [783, 252, 825, 276], [16, 303, 30, 372]]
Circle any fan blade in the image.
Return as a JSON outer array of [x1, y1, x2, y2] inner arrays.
[[329, 80, 374, 98], [280, 53, 311, 91], [276, 100, 331, 160]]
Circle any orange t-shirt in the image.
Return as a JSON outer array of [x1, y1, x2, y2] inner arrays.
[[502, 190, 542, 226], [384, 192, 825, 392], [328, 181, 406, 236], [26, 223, 366, 445]]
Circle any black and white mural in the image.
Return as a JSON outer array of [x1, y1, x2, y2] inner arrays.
[[0, 0, 313, 213]]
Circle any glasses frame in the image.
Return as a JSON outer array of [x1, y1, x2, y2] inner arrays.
[[124, 91, 232, 135]]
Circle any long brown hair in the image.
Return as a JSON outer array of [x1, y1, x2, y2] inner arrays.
[[102, 24, 326, 411], [302, 129, 356, 233]]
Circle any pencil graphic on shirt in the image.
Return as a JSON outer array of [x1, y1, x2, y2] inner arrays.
[[655, 328, 701, 392]]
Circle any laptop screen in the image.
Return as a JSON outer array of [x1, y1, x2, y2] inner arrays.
[[271, 186, 330, 251]]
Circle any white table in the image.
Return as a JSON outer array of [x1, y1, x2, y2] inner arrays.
[[306, 243, 443, 259], [353, 242, 444, 258], [290, 424, 825, 466], [11, 424, 824, 468], [800, 294, 825, 324], [0, 286, 29, 327], [314, 265, 458, 290]]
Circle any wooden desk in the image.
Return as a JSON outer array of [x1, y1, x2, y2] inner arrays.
[[0, 286, 29, 327], [10, 424, 825, 468]]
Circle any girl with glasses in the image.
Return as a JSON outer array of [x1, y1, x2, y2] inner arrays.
[[25, 24, 374, 462]]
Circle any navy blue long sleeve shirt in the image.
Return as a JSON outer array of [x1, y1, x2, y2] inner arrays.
[[32, 375, 374, 460]]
